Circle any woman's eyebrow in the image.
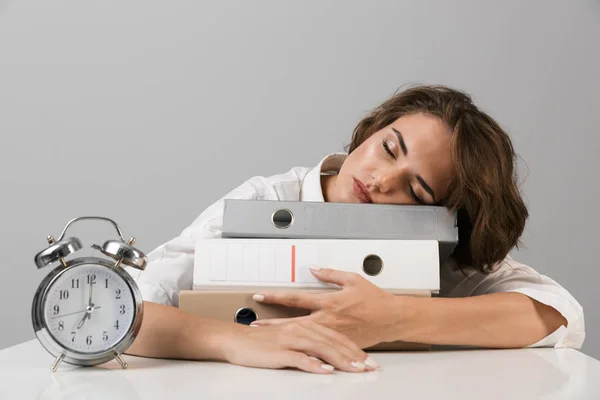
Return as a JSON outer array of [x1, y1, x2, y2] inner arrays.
[[391, 127, 408, 156]]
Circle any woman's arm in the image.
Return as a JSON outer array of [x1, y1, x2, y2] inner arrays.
[[125, 301, 378, 374], [251, 266, 580, 349], [386, 292, 567, 348], [125, 301, 227, 360]]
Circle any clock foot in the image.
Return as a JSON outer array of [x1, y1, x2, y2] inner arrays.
[[115, 354, 128, 369], [51, 353, 66, 372]]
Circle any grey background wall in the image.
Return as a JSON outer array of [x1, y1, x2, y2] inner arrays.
[[1, 0, 599, 358]]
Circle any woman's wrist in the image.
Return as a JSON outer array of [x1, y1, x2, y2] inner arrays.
[[179, 315, 246, 361], [380, 295, 426, 344], [212, 324, 252, 362]]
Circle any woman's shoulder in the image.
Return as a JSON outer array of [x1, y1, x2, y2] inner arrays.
[[266, 165, 313, 187], [211, 165, 313, 205], [210, 152, 345, 204], [245, 165, 313, 200]]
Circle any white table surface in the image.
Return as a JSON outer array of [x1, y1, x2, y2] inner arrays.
[[1, 340, 600, 400]]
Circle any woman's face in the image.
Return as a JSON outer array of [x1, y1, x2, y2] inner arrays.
[[323, 112, 455, 205]]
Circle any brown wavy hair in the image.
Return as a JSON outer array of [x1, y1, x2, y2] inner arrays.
[[345, 84, 529, 273]]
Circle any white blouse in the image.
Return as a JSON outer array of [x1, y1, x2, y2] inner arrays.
[[125, 153, 585, 350]]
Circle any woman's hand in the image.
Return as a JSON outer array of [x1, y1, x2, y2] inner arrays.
[[126, 301, 377, 374], [249, 266, 403, 349], [219, 318, 379, 374]]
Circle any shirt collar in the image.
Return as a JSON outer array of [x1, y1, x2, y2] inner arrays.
[[300, 153, 347, 202]]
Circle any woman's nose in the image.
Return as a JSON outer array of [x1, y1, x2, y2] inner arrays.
[[370, 166, 405, 193]]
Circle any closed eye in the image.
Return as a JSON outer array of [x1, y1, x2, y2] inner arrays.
[[409, 185, 425, 204], [383, 139, 425, 204], [382, 139, 395, 158]]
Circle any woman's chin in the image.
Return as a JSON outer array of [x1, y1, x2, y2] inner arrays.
[[337, 194, 362, 204]]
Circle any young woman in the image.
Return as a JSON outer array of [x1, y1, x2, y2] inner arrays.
[[125, 85, 584, 372]]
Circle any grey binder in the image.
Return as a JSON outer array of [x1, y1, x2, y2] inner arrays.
[[221, 199, 459, 262]]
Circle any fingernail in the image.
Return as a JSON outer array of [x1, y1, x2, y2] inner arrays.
[[364, 356, 379, 369], [253, 294, 264, 302], [321, 364, 334, 372], [351, 361, 366, 370], [309, 265, 321, 272], [249, 324, 258, 328]]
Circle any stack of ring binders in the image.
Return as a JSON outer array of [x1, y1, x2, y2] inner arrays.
[[179, 199, 458, 351]]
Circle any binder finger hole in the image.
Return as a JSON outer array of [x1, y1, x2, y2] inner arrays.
[[234, 307, 258, 325], [271, 208, 294, 229], [362, 254, 383, 276]]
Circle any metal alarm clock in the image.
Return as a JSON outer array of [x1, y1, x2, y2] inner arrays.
[[32, 216, 147, 372]]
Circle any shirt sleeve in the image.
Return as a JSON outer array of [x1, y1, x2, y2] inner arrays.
[[123, 176, 278, 307], [439, 255, 585, 349]]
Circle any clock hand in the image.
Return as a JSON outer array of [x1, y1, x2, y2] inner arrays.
[[88, 278, 93, 307], [76, 303, 103, 330], [75, 279, 94, 330], [52, 309, 87, 319], [76, 312, 89, 330], [87, 278, 94, 323], [51, 306, 102, 320]]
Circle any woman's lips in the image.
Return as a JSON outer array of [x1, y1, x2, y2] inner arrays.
[[353, 177, 372, 203]]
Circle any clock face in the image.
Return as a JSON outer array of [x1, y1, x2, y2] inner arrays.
[[43, 263, 136, 353]]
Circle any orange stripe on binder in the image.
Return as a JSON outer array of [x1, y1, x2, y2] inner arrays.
[[291, 245, 296, 282]]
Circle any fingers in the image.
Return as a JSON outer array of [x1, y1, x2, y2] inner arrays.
[[250, 319, 377, 370], [253, 292, 321, 310], [290, 336, 370, 373], [301, 320, 378, 370], [233, 321, 379, 374], [309, 265, 360, 287], [283, 323, 375, 373], [226, 338, 336, 374], [285, 352, 336, 374], [250, 317, 376, 369]]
